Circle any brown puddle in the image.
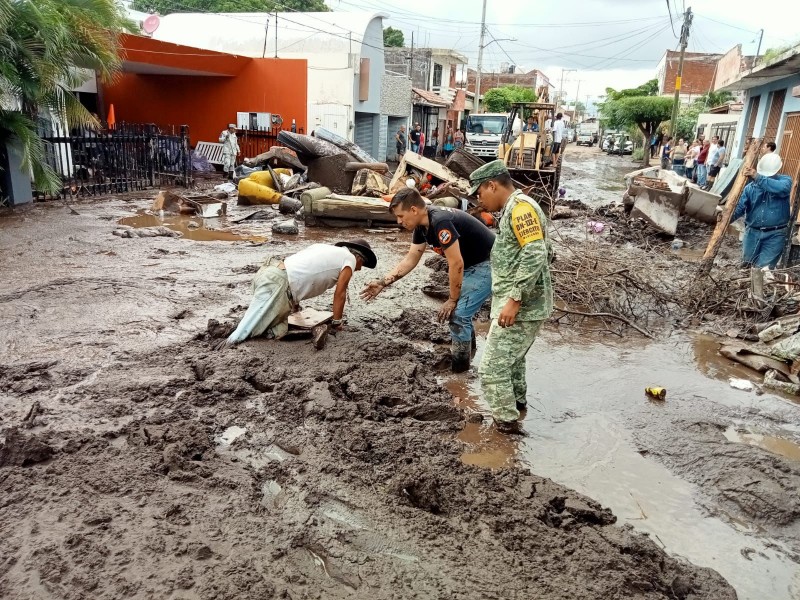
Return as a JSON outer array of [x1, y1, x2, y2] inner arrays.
[[446, 378, 520, 469], [117, 212, 266, 243], [724, 426, 800, 462]]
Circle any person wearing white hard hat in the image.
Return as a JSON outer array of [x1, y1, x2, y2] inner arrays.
[[730, 152, 793, 268], [218, 123, 240, 181]]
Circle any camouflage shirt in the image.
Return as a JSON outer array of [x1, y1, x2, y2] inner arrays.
[[489, 190, 554, 321]]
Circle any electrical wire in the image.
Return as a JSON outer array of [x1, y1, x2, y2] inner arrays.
[[588, 22, 674, 70], [337, 0, 667, 28], [666, 0, 678, 37]]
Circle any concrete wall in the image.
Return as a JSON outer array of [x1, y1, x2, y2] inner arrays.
[[353, 17, 384, 116], [384, 47, 432, 89], [733, 74, 800, 157], [380, 72, 412, 118]]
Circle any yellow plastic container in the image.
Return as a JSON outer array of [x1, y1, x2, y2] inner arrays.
[[247, 168, 292, 188]]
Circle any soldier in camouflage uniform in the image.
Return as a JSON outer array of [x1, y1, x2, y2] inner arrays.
[[219, 124, 240, 181], [468, 160, 554, 433]]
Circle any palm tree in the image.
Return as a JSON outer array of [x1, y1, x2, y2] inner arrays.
[[694, 90, 735, 111], [0, 0, 133, 194]]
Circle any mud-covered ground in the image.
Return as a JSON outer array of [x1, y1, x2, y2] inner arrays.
[[6, 145, 800, 598], [0, 176, 742, 598]]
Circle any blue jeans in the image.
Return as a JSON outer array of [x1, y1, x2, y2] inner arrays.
[[450, 260, 492, 343], [697, 164, 707, 186], [411, 143, 420, 153], [672, 158, 685, 176], [742, 226, 789, 268]]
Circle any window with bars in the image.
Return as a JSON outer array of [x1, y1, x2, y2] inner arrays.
[[744, 94, 760, 139], [779, 113, 800, 178], [432, 63, 443, 88], [763, 89, 786, 145]]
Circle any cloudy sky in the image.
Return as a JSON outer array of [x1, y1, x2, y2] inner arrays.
[[327, 0, 799, 111]]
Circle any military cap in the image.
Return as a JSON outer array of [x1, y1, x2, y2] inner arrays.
[[468, 159, 510, 196]]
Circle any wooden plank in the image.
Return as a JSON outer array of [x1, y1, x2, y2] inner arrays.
[[698, 137, 762, 274], [288, 308, 332, 330]]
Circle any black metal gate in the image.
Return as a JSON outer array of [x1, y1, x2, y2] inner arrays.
[[35, 121, 192, 199]]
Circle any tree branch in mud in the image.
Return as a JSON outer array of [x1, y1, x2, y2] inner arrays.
[[554, 306, 655, 339]]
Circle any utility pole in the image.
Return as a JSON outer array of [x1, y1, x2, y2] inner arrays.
[[574, 79, 581, 121], [585, 94, 591, 119], [755, 28, 764, 63], [474, 0, 487, 113], [669, 7, 693, 137], [558, 68, 576, 111]]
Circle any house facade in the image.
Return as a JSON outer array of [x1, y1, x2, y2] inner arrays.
[[716, 43, 800, 178], [148, 11, 389, 159], [656, 50, 722, 103]]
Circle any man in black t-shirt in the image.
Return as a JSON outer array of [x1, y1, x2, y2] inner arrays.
[[361, 187, 495, 372], [409, 124, 422, 154]]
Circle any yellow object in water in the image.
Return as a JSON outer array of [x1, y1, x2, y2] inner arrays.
[[237, 168, 292, 205], [645, 387, 666, 400]]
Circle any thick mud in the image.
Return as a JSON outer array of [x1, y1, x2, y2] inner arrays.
[[0, 194, 738, 598]]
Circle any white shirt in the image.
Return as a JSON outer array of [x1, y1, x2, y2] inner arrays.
[[284, 244, 356, 302], [553, 119, 566, 143], [545, 118, 552, 131]]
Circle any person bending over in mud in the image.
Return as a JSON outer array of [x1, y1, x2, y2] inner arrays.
[[223, 239, 377, 346], [360, 187, 495, 373]]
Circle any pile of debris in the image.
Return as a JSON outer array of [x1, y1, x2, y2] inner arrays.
[[720, 312, 800, 396]]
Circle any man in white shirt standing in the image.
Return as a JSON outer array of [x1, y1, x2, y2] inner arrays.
[[224, 239, 377, 345], [551, 112, 566, 165]]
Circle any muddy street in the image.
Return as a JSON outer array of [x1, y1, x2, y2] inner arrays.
[[1, 146, 798, 598]]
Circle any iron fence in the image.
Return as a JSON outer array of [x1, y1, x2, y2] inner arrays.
[[35, 121, 192, 199], [235, 126, 303, 161]]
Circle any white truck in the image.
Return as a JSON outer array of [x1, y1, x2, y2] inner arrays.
[[464, 112, 519, 160], [576, 122, 599, 147]]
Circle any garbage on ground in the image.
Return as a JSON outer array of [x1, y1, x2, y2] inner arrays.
[[151, 191, 227, 218], [276, 131, 346, 162], [586, 220, 605, 234], [351, 168, 389, 197], [278, 197, 303, 215], [272, 218, 299, 235], [214, 182, 237, 194], [233, 210, 276, 223], [729, 378, 755, 392], [191, 149, 215, 172], [763, 369, 800, 395], [113, 226, 181, 238], [671, 239, 685, 250], [719, 345, 795, 381], [645, 387, 666, 400], [624, 166, 723, 233], [303, 193, 397, 227], [758, 323, 785, 343]]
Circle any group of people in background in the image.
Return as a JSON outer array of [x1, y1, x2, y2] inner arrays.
[[656, 130, 727, 191], [395, 122, 464, 160]]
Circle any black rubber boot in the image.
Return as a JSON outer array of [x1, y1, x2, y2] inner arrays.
[[451, 341, 471, 373]]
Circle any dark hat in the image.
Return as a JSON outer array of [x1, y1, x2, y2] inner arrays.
[[468, 159, 510, 196], [335, 238, 377, 269]]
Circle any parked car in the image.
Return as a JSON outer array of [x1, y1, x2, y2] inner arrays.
[[576, 132, 595, 146], [603, 134, 633, 155]]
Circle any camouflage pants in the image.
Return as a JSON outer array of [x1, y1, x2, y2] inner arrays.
[[478, 319, 543, 423]]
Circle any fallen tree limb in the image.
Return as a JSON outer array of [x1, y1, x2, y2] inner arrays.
[[554, 306, 655, 339]]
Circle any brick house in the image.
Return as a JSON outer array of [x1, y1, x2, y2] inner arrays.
[[465, 68, 552, 100], [656, 50, 722, 103]]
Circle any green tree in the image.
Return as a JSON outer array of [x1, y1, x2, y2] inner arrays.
[[672, 103, 701, 141], [482, 85, 537, 113], [694, 90, 734, 110], [605, 78, 659, 102], [603, 96, 674, 167], [383, 26, 404, 47], [133, 0, 328, 13], [1, 0, 134, 194]]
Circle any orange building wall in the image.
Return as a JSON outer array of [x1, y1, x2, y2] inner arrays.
[[103, 58, 308, 145]]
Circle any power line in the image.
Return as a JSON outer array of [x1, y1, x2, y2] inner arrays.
[[337, 0, 667, 28], [666, 0, 678, 37]]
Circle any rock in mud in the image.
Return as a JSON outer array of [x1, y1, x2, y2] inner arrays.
[[0, 427, 54, 467], [272, 218, 299, 235]]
